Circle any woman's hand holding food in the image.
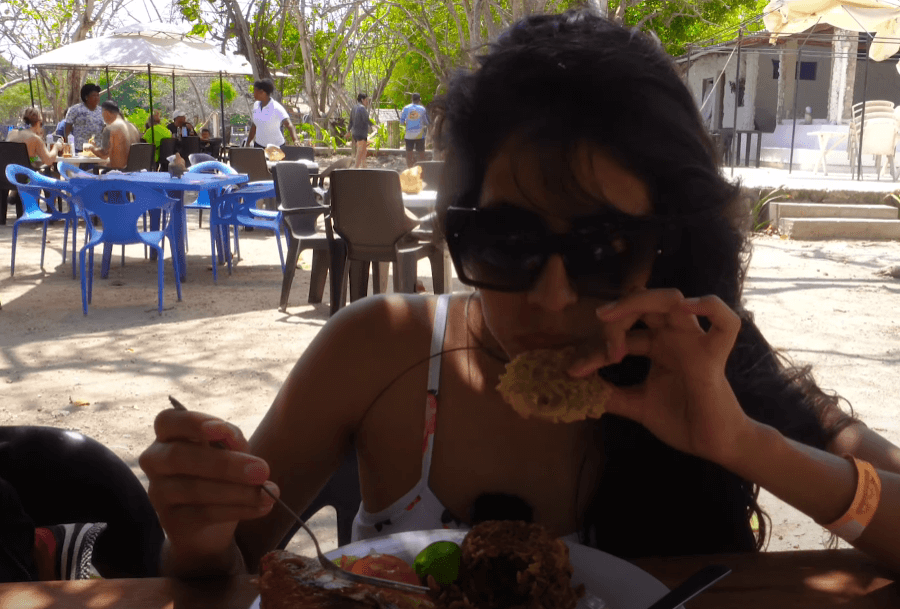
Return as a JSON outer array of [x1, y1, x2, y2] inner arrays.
[[139, 409, 279, 572], [568, 289, 759, 468]]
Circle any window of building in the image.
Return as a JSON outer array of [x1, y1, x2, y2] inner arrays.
[[772, 59, 817, 80]]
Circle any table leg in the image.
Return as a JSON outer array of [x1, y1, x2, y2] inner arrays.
[[744, 133, 751, 167]]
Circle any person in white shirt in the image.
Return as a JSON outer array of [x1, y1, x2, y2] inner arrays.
[[247, 79, 298, 149]]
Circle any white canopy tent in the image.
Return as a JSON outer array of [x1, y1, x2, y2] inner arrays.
[[28, 22, 252, 141], [764, 0, 900, 65]]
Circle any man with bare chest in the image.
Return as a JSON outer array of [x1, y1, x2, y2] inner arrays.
[[84, 100, 135, 169]]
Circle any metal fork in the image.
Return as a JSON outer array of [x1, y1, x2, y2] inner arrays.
[[167, 396, 430, 595]]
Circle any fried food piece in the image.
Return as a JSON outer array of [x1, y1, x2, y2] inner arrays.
[[429, 521, 584, 609], [258, 551, 433, 609], [496, 347, 610, 423]]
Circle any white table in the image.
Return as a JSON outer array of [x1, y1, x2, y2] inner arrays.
[[57, 155, 109, 166], [809, 130, 848, 176], [402, 189, 437, 215], [265, 158, 319, 175]]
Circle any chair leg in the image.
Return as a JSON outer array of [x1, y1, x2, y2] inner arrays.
[[169, 235, 182, 302], [40, 221, 48, 270], [348, 260, 370, 302], [101, 243, 113, 279], [209, 224, 219, 284], [279, 237, 301, 310], [275, 225, 285, 273], [307, 248, 328, 305], [199, 209, 203, 228], [372, 262, 384, 295], [329, 241, 348, 316], [80, 247, 89, 314], [394, 254, 416, 293], [427, 247, 446, 294], [0, 189, 7, 225], [70, 217, 78, 279], [10, 222, 20, 276], [157, 245, 164, 313]]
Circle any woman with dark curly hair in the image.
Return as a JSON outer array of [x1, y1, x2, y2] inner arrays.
[[140, 10, 900, 578]]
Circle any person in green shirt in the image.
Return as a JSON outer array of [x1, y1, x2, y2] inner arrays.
[[143, 111, 171, 163]]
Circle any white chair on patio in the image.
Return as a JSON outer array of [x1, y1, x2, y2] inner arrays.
[[848, 115, 900, 180]]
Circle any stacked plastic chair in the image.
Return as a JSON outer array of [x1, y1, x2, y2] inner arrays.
[[186, 160, 240, 282], [5, 164, 77, 278]]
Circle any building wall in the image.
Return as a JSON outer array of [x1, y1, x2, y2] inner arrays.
[[718, 52, 832, 122], [684, 52, 757, 130], [853, 59, 900, 105]]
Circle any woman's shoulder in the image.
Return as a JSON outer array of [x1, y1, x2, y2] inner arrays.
[[324, 294, 443, 351]]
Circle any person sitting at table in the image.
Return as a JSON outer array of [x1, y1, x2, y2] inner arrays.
[[167, 110, 196, 139], [247, 78, 298, 149], [84, 100, 136, 170], [0, 426, 164, 582], [10, 108, 61, 169], [140, 10, 900, 579], [143, 110, 171, 164]]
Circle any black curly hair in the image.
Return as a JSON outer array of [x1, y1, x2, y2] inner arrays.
[[433, 10, 856, 556]]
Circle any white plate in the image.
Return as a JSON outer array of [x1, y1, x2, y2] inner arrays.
[[249, 529, 673, 609]]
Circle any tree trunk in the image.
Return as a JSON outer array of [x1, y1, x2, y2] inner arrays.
[[775, 40, 798, 124], [827, 29, 857, 125]]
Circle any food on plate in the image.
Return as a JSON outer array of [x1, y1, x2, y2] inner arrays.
[[257, 550, 433, 609], [349, 554, 421, 586], [266, 144, 286, 161], [496, 347, 611, 423], [400, 165, 424, 194], [428, 521, 584, 609], [81, 148, 96, 158], [414, 541, 462, 586]]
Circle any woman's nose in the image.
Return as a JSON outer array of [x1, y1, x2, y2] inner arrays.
[[527, 254, 577, 311]]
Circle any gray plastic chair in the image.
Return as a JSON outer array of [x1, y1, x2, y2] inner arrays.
[[414, 160, 444, 191], [281, 145, 315, 162], [274, 162, 347, 315], [329, 168, 445, 307]]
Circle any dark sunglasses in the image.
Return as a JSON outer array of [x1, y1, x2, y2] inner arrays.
[[445, 204, 675, 298]]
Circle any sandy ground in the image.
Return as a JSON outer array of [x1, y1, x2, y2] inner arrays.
[[1, 208, 899, 558]]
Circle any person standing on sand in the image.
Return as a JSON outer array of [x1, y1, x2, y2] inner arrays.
[[347, 93, 373, 168], [400, 93, 429, 168]]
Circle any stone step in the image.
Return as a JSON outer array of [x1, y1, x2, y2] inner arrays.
[[769, 202, 899, 221], [778, 217, 900, 240]]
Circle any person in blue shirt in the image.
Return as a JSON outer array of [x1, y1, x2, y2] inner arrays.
[[400, 93, 429, 168]]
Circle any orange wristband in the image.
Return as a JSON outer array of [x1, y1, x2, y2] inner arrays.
[[824, 455, 881, 542]]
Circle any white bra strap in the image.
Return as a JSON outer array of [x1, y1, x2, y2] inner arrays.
[[427, 294, 451, 395], [421, 294, 451, 483]]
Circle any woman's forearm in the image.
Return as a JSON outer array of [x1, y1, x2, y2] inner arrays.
[[728, 423, 900, 572]]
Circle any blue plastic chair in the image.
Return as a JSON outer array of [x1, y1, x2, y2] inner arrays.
[[5, 164, 77, 277], [71, 180, 183, 314], [204, 179, 284, 282], [186, 160, 241, 282]]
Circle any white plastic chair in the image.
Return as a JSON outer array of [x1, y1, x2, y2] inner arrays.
[[849, 116, 900, 180]]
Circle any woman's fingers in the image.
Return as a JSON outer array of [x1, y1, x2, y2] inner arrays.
[[143, 439, 270, 486], [153, 409, 249, 452], [568, 331, 651, 378], [680, 296, 741, 350], [148, 475, 278, 512]]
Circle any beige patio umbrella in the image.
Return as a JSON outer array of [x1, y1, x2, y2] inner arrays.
[[764, 0, 900, 63]]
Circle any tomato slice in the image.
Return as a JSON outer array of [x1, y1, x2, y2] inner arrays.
[[349, 554, 421, 586]]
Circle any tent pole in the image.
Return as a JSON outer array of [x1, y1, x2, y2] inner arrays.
[[857, 49, 870, 180], [219, 71, 226, 139], [172, 73, 176, 116], [730, 29, 743, 177], [105, 67, 111, 99], [148, 64, 156, 149], [28, 66, 34, 107], [788, 46, 802, 174]]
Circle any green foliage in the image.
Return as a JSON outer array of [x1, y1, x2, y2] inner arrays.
[[229, 113, 250, 126], [0, 82, 36, 126], [623, 0, 769, 56], [371, 122, 391, 151], [751, 186, 788, 232], [208, 80, 237, 108], [124, 107, 150, 133]]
